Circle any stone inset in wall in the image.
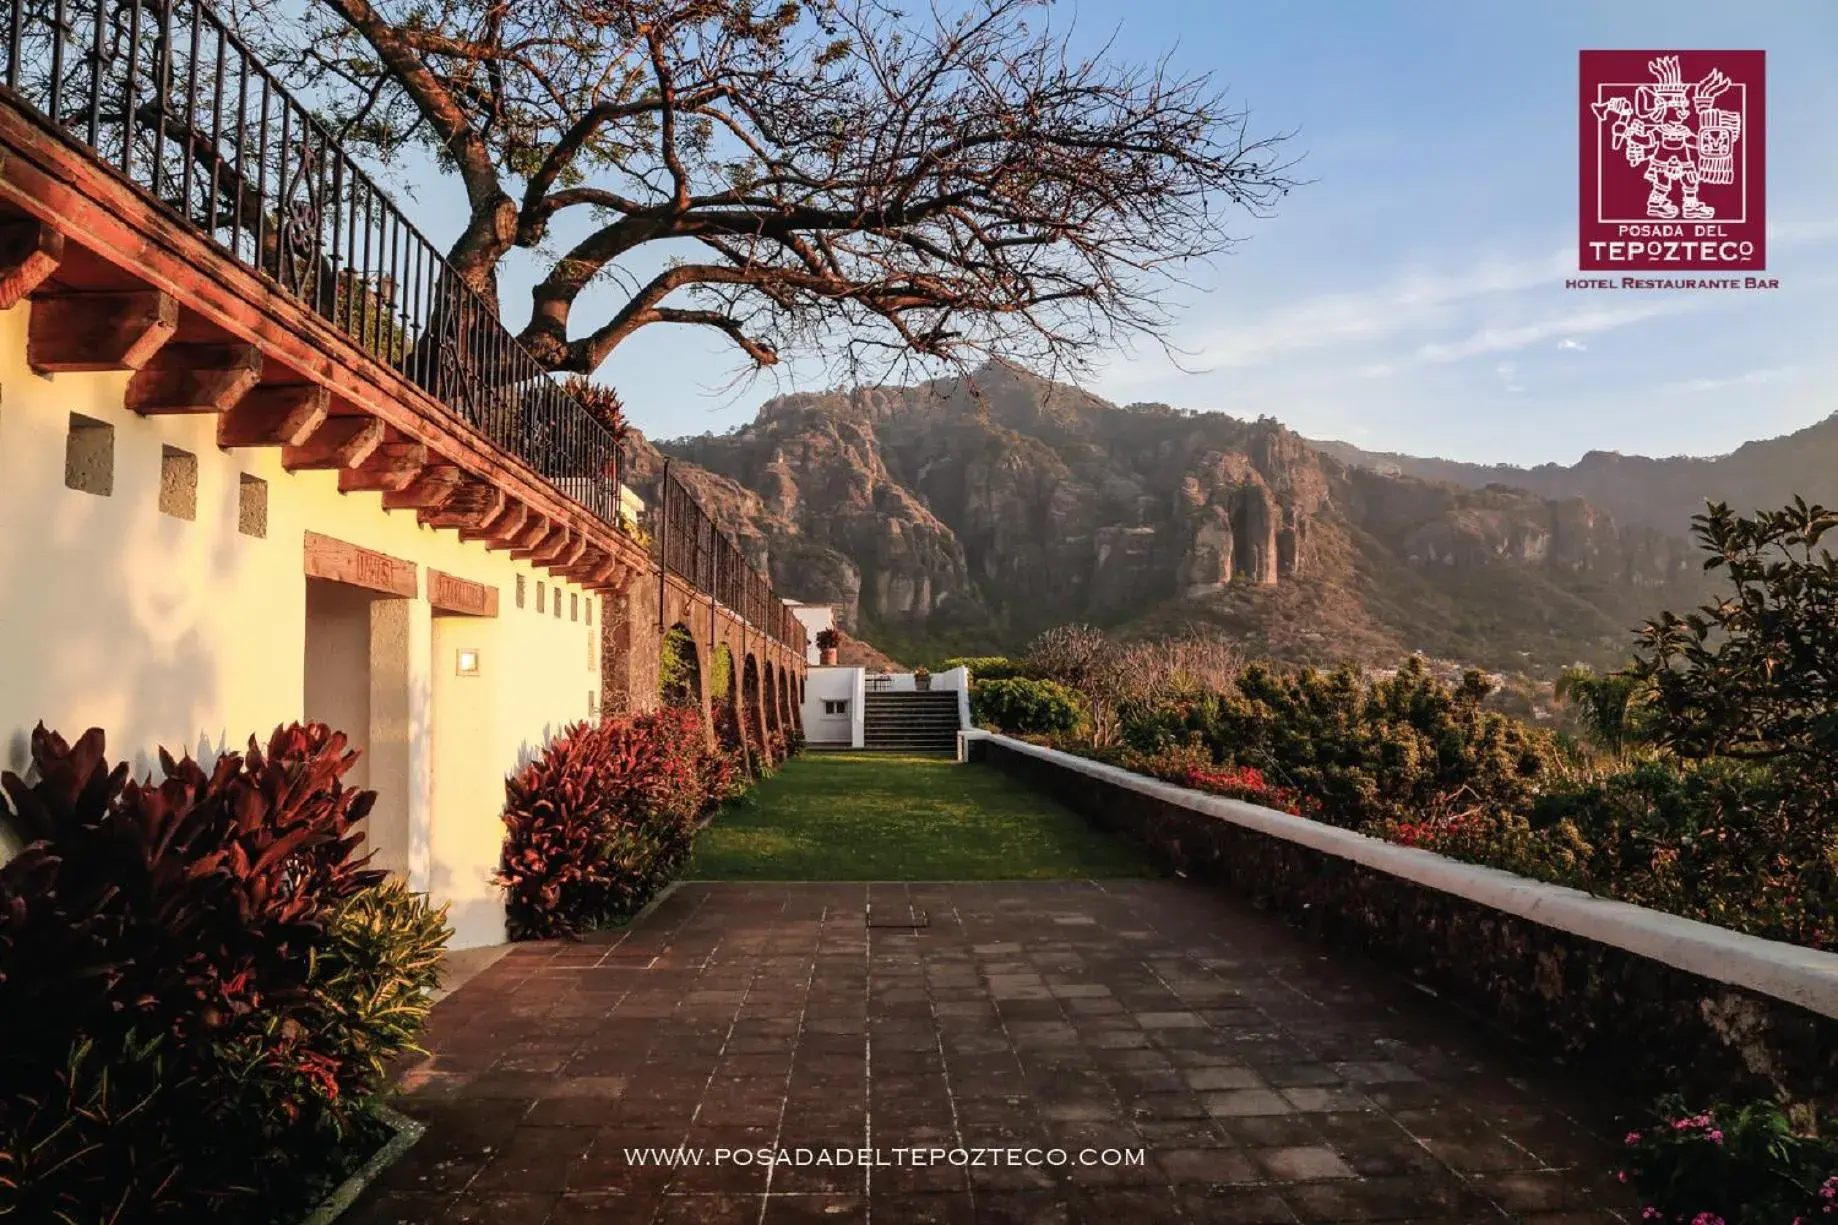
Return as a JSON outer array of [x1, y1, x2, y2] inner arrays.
[[238, 474, 268, 537], [64, 412, 113, 496], [158, 445, 198, 520]]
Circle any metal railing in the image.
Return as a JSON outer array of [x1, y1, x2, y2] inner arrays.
[[0, 0, 803, 649], [653, 460, 806, 651]]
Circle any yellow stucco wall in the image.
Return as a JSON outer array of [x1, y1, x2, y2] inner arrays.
[[0, 303, 603, 947]]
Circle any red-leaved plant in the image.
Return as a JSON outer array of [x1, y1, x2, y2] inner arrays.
[[1, 722, 443, 1223], [498, 708, 724, 940]]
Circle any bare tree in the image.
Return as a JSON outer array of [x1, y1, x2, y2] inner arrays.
[[223, 0, 1299, 381]]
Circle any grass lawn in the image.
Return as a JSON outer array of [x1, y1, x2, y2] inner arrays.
[[687, 752, 1158, 881]]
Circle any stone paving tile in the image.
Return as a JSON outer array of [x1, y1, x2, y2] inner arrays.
[[352, 880, 1637, 1224]]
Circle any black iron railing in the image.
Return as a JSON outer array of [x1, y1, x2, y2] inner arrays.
[[0, 0, 802, 649], [653, 460, 806, 652]]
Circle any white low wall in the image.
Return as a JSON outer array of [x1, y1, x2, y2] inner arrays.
[[961, 730, 1838, 1021], [800, 666, 864, 747]]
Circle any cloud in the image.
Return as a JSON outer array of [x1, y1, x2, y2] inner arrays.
[[1656, 365, 1802, 395], [1177, 246, 1574, 372], [1557, 337, 1587, 351], [1382, 298, 1704, 373]]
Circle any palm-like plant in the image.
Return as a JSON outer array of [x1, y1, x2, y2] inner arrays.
[[1554, 666, 1654, 759]]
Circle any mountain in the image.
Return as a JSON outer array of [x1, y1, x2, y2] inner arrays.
[[1313, 414, 1838, 537], [649, 364, 1725, 674]]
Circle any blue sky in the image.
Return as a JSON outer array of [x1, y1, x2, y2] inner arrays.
[[395, 0, 1838, 464]]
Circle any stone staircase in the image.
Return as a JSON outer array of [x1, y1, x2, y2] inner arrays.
[[862, 690, 963, 753]]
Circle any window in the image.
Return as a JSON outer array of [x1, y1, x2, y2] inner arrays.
[[516, 574, 526, 608], [570, 592, 579, 622], [237, 474, 268, 537], [822, 699, 849, 716], [585, 596, 594, 626], [159, 446, 198, 520], [65, 413, 114, 496], [536, 581, 545, 613]]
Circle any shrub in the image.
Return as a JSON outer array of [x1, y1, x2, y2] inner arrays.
[[1619, 1095, 1838, 1224], [1529, 760, 1837, 949], [497, 708, 713, 939], [0, 722, 446, 1223], [1199, 658, 1558, 830], [973, 676, 1086, 737], [814, 628, 840, 651], [940, 655, 1026, 681]]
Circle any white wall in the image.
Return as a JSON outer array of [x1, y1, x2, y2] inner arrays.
[[788, 603, 836, 664], [0, 304, 604, 948], [800, 665, 864, 747]]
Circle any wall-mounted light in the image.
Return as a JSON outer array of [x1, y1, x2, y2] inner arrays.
[[456, 648, 481, 676]]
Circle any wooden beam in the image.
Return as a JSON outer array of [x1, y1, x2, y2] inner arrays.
[[382, 464, 463, 511], [28, 289, 177, 373], [218, 384, 329, 448], [338, 441, 429, 494], [303, 531, 417, 598], [283, 416, 384, 471], [553, 547, 608, 581], [467, 500, 528, 547], [529, 527, 577, 566], [510, 522, 564, 561], [420, 480, 504, 530], [0, 218, 64, 309], [506, 515, 553, 556], [550, 533, 590, 571], [428, 569, 500, 617], [125, 342, 262, 415]]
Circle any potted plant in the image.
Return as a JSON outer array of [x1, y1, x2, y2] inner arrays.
[[914, 666, 931, 691], [815, 628, 840, 665]]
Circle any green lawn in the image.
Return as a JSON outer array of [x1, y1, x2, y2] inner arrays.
[[687, 752, 1158, 881]]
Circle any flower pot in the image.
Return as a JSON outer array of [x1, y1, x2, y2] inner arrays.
[[819, 648, 838, 665], [914, 675, 931, 691]]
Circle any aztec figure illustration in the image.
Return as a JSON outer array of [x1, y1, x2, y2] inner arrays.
[[1591, 55, 1741, 221]]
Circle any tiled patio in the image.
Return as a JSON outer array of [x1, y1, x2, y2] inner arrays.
[[350, 881, 1637, 1224]]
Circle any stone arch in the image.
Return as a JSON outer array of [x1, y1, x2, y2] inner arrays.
[[660, 621, 702, 710], [763, 660, 780, 736], [709, 640, 741, 753], [742, 653, 769, 764]]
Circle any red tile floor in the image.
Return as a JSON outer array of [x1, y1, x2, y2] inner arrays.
[[346, 881, 1638, 1224]]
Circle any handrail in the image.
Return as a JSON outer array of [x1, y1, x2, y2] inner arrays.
[[0, 0, 804, 649]]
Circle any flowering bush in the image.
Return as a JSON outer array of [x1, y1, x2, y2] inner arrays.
[[0, 723, 448, 1223], [1103, 737, 1310, 815], [1619, 1097, 1838, 1224], [498, 708, 724, 939]]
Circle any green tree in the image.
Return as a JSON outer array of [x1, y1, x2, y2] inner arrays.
[[1631, 499, 1838, 778]]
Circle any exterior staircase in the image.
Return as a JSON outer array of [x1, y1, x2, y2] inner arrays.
[[862, 690, 963, 753]]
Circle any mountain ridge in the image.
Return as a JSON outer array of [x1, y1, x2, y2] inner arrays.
[[640, 365, 1811, 675]]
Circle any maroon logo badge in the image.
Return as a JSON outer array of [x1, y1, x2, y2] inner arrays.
[[1579, 50, 1765, 271]]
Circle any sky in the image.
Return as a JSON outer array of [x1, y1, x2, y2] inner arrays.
[[388, 0, 1838, 466]]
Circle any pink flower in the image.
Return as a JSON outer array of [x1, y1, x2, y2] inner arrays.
[[1625, 1131, 1643, 1145], [1617, 1170, 1628, 1182], [1707, 1129, 1723, 1144], [1689, 1214, 1724, 1225]]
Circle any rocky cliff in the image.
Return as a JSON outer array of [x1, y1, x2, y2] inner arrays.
[[651, 363, 1719, 672]]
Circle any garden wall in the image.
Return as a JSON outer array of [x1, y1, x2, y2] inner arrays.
[[964, 730, 1838, 1116]]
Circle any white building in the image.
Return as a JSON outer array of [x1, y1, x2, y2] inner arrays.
[[785, 601, 837, 664]]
